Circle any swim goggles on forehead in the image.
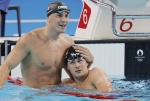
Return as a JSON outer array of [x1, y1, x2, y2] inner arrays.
[[57, 9, 70, 14], [57, 5, 70, 14], [67, 53, 83, 62], [47, 9, 70, 17]]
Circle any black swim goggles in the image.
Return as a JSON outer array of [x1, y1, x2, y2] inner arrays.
[[66, 53, 84, 63], [47, 9, 70, 17]]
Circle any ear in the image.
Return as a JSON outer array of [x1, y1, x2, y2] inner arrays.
[[67, 65, 70, 70], [46, 17, 51, 24], [85, 60, 89, 68], [86, 62, 88, 67], [46, 18, 49, 25]]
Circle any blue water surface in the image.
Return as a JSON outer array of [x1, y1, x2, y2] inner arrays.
[[0, 79, 150, 101]]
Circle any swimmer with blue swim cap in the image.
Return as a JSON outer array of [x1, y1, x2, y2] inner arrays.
[[47, 1, 70, 17]]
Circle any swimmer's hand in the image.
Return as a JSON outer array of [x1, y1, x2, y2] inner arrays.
[[73, 45, 94, 68], [7, 75, 23, 85]]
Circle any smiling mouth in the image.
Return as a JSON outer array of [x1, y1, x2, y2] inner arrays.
[[59, 23, 66, 27], [60, 25, 66, 27]]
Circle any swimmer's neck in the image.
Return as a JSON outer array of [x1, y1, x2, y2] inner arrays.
[[74, 72, 89, 87], [41, 27, 61, 41]]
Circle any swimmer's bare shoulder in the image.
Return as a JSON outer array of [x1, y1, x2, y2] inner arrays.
[[62, 78, 77, 86], [89, 67, 112, 92], [0, 29, 40, 71], [88, 67, 110, 82], [60, 33, 74, 43], [18, 27, 44, 47]]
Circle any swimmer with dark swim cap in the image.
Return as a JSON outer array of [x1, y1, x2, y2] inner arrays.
[[65, 45, 84, 64], [47, 1, 70, 17], [63, 45, 112, 92]]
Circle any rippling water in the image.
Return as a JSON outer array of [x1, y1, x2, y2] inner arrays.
[[0, 79, 150, 101]]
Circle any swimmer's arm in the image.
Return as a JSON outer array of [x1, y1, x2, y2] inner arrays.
[[73, 45, 94, 68], [0, 36, 29, 88], [91, 68, 112, 92], [63, 66, 74, 80], [63, 35, 75, 80]]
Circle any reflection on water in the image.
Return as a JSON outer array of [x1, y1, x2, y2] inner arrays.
[[112, 79, 150, 99], [0, 79, 150, 101]]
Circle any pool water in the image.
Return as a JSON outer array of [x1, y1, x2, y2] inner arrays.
[[0, 78, 150, 101]]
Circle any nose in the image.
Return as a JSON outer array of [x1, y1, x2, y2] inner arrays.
[[61, 16, 68, 22], [74, 62, 80, 69]]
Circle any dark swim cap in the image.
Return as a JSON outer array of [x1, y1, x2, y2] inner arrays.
[[47, 1, 70, 17], [65, 45, 82, 63]]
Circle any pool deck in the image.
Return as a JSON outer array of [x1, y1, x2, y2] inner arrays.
[[0, 37, 20, 43]]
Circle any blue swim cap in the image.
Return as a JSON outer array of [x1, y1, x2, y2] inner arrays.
[[65, 45, 82, 63], [47, 1, 70, 17]]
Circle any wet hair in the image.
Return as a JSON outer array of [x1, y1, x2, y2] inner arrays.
[[65, 45, 83, 64], [47, 1, 70, 17]]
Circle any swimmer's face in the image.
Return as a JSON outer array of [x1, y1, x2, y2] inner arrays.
[[47, 10, 69, 33], [67, 57, 89, 78]]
